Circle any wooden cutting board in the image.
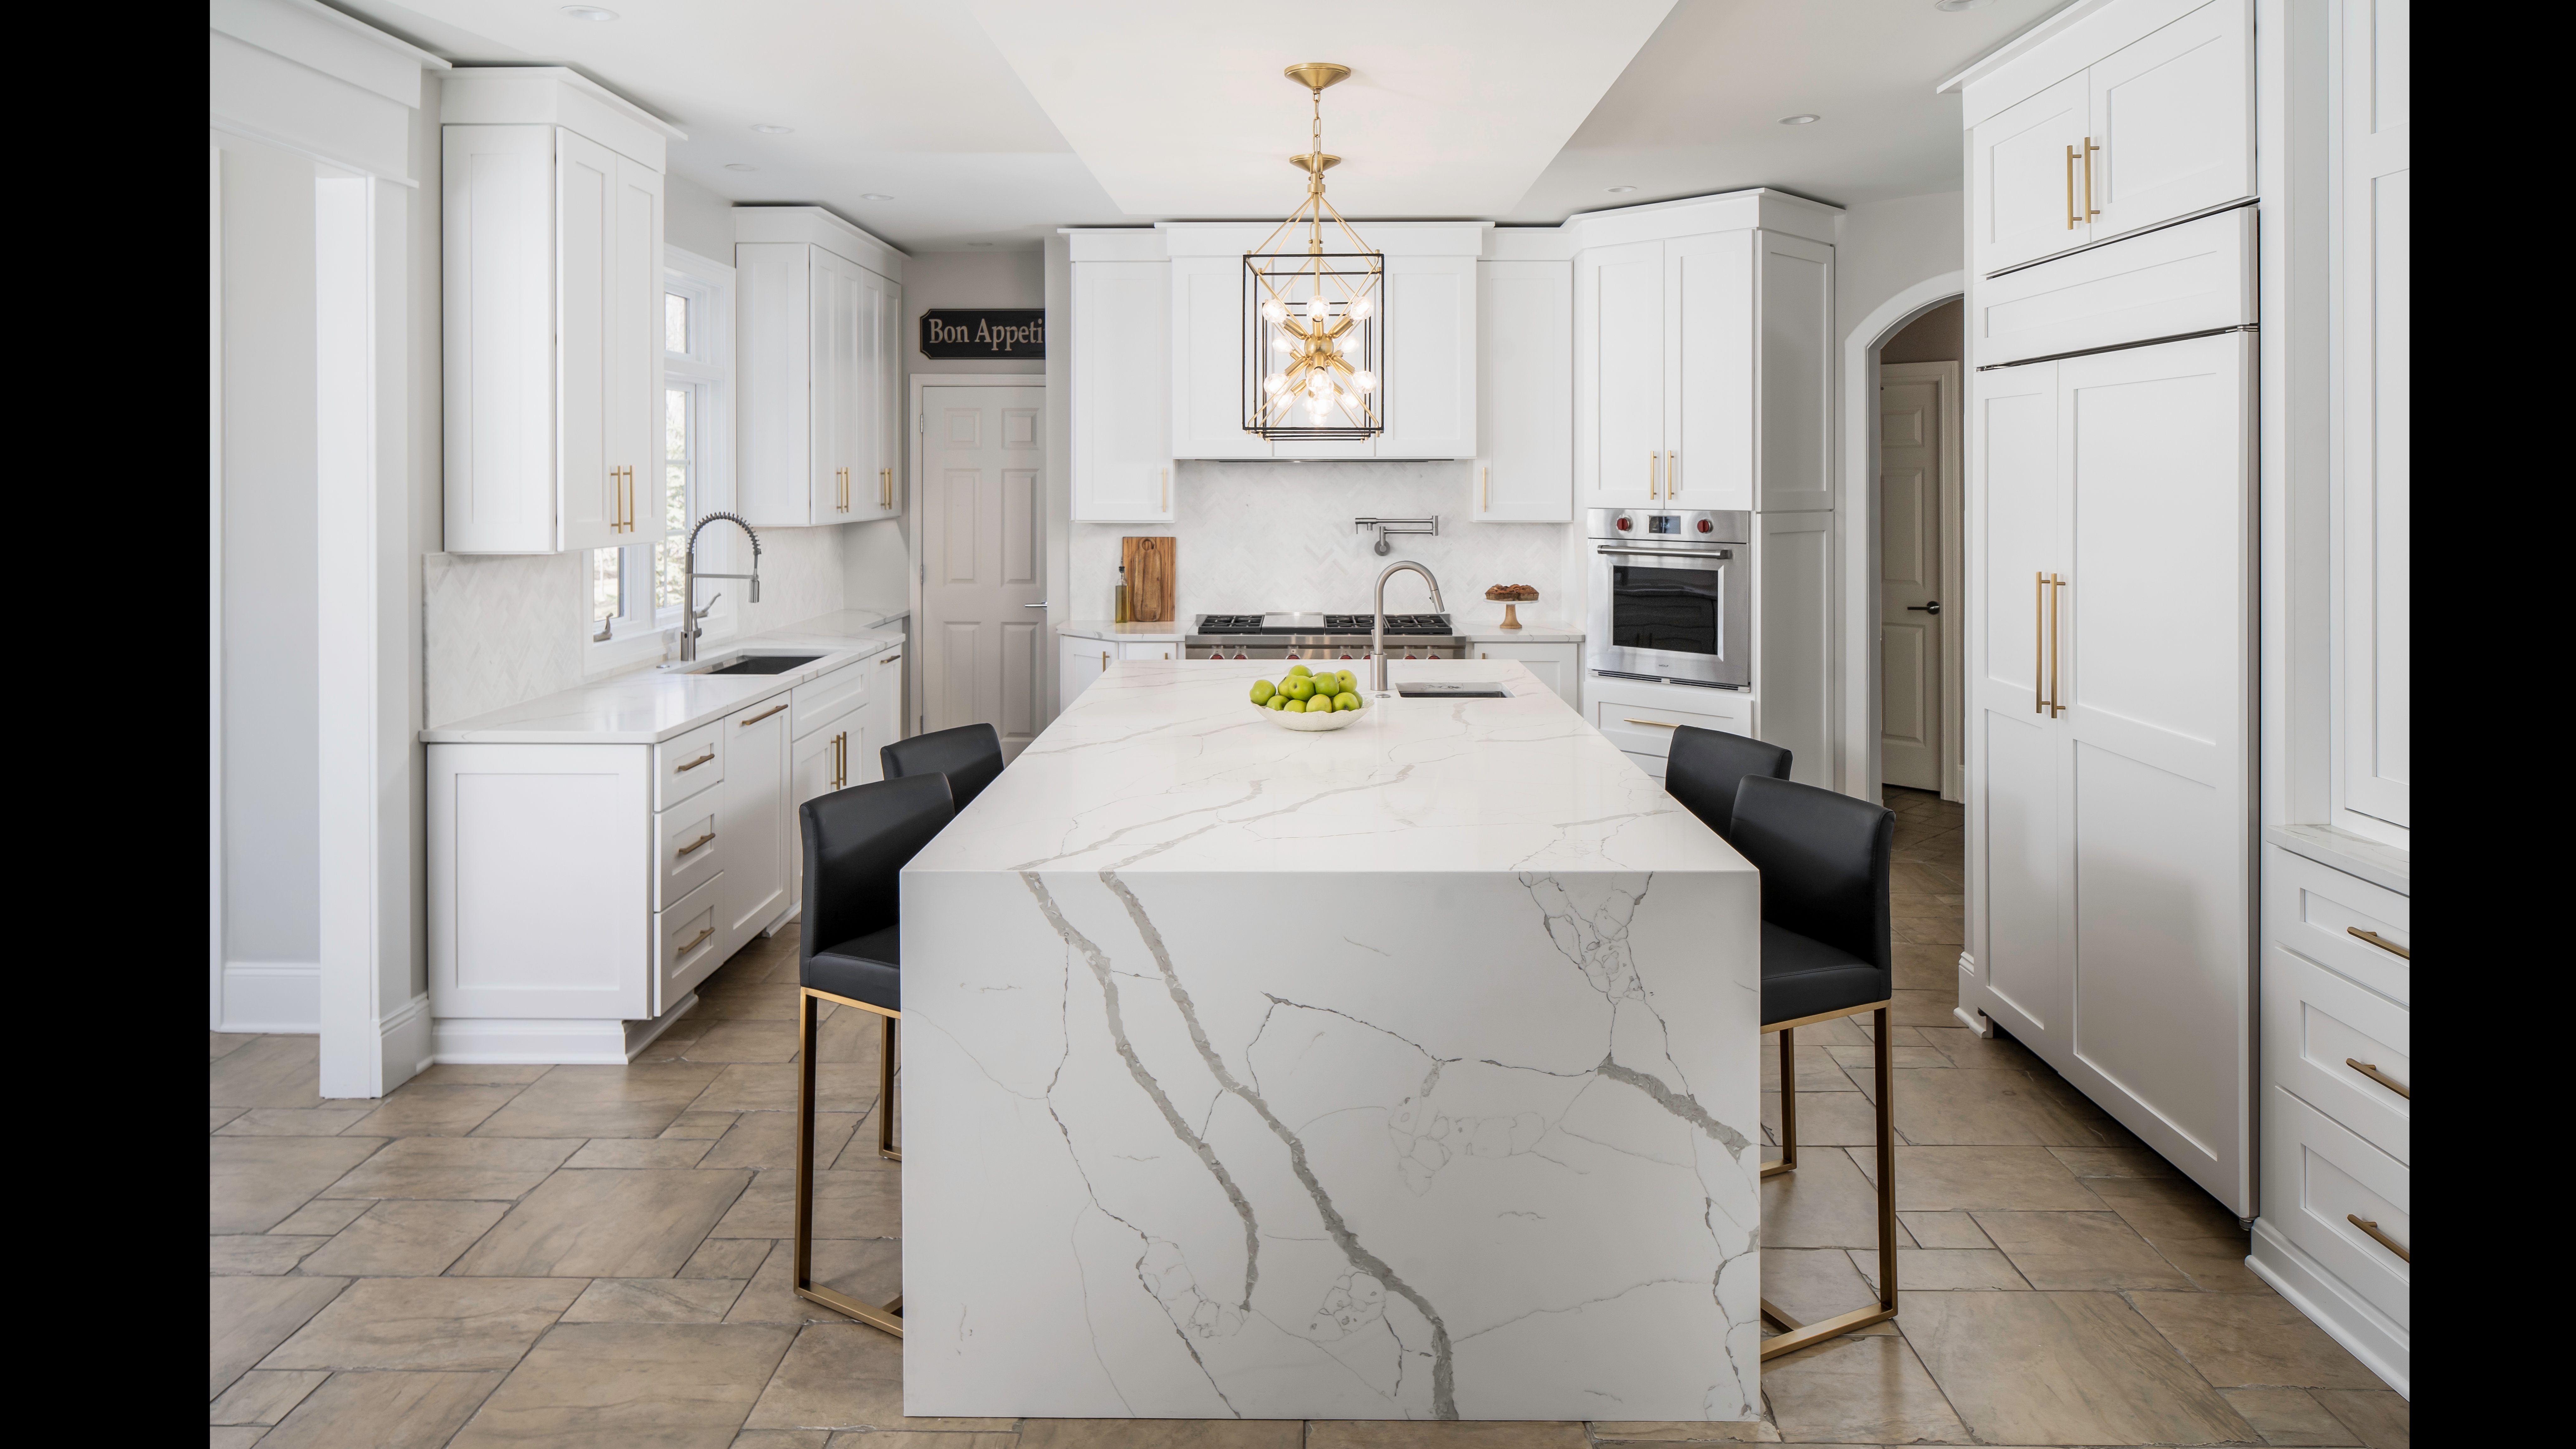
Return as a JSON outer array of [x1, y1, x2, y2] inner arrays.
[[1122, 536, 1176, 623]]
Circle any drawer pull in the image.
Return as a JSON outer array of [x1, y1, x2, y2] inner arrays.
[[2347, 927, 2410, 960], [1623, 717, 1679, 728], [2345, 1058, 2409, 1099], [2346, 1214, 2409, 1263], [675, 831, 715, 857], [879, 654, 902, 666], [677, 925, 715, 955], [675, 750, 716, 773], [741, 703, 790, 726]]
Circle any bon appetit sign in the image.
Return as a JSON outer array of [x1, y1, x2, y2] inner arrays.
[[919, 309, 1046, 359]]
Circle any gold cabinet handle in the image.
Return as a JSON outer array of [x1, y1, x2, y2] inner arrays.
[[677, 925, 715, 955], [2347, 1214, 2409, 1263], [878, 653, 902, 665], [675, 831, 715, 857], [1100, 650, 1110, 670], [2065, 144, 2081, 229], [882, 467, 892, 508], [1667, 450, 1678, 497], [2082, 136, 2101, 221], [1623, 717, 1679, 727], [626, 465, 637, 530], [1481, 464, 1489, 512], [1648, 451, 1660, 501], [2345, 1058, 2410, 1100], [831, 730, 846, 791], [2348, 927, 2410, 960], [2047, 573, 2065, 717], [741, 702, 790, 726], [675, 749, 716, 773]]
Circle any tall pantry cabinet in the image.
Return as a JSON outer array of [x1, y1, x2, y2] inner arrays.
[[441, 69, 681, 554], [737, 208, 907, 528]]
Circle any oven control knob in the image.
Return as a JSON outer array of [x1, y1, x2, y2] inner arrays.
[[1697, 518, 1712, 533], [1615, 516, 1632, 531]]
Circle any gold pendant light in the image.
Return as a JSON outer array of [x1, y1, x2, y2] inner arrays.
[[1244, 62, 1383, 441]]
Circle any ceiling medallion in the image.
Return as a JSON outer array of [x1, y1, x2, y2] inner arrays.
[[1244, 62, 1383, 442]]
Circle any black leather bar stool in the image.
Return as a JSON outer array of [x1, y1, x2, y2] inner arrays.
[[881, 723, 1004, 814], [1730, 773, 1899, 1359], [1663, 726, 1792, 843], [794, 772, 953, 1339]]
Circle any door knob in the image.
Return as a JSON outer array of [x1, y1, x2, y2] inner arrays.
[[1906, 601, 1942, 614]]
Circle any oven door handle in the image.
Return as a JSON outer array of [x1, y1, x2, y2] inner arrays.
[[1596, 547, 1734, 559]]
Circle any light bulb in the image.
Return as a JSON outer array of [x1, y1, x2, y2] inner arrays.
[[1261, 299, 1286, 324], [1306, 294, 1329, 319], [1352, 370, 1376, 392], [1264, 372, 1286, 395], [1306, 374, 1329, 398], [1272, 335, 1291, 353], [1351, 297, 1373, 321]]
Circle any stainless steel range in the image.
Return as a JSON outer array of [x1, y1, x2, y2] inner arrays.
[[1184, 612, 1466, 661]]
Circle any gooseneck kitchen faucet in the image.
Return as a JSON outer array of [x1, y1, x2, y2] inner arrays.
[[678, 512, 764, 663], [1371, 560, 1446, 694]]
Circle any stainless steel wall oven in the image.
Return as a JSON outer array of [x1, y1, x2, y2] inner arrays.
[[1584, 508, 1751, 689]]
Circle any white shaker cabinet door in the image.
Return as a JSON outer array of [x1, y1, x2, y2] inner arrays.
[[1473, 260, 1572, 522], [787, 707, 864, 914], [556, 128, 622, 552], [1665, 230, 1753, 513], [736, 242, 814, 527], [1377, 254, 1476, 460], [720, 700, 792, 944], [1071, 261, 1174, 521], [1576, 240, 1666, 509], [1060, 635, 1114, 713], [855, 271, 904, 521], [1971, 73, 2094, 274], [1170, 255, 1270, 459], [1474, 641, 1580, 708], [809, 247, 852, 523], [606, 151, 663, 546], [2085, 0, 2251, 241]]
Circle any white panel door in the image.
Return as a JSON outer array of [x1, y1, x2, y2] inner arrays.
[[1576, 241, 1665, 508], [1756, 231, 1835, 513], [1171, 255, 1269, 459], [556, 128, 620, 551], [734, 242, 813, 527], [2339, 0, 2409, 832], [1667, 231, 1751, 512], [1971, 73, 2093, 274], [608, 153, 662, 546], [1378, 254, 1475, 460], [2086, 0, 2251, 239], [923, 386, 1049, 761], [720, 700, 791, 942], [1472, 260, 1571, 522], [1071, 262, 1173, 521], [1879, 372, 1944, 791]]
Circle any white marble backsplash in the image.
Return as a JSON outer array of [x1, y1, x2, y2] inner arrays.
[[1072, 461, 1586, 633]]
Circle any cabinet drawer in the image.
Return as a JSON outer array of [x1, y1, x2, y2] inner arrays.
[[1591, 693, 1751, 760], [1120, 641, 1178, 661], [1624, 749, 1668, 784], [2265, 1086, 2410, 1331], [656, 799, 722, 910], [792, 658, 870, 738], [655, 722, 724, 810], [2267, 847, 2410, 1007], [1976, 207, 2253, 365], [657, 873, 727, 1011], [2263, 951, 2409, 1165]]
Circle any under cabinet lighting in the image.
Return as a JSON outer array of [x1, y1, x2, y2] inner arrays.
[[558, 5, 619, 19], [1779, 114, 1821, 125]]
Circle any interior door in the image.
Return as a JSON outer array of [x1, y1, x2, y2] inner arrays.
[[2053, 332, 2252, 1213], [1577, 240, 1665, 506], [2086, 0, 2251, 239], [1879, 370, 1944, 791], [555, 129, 619, 550], [922, 385, 1048, 761], [1972, 73, 2093, 273]]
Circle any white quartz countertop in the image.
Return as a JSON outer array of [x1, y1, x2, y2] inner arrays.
[[1060, 616, 1583, 644], [421, 609, 904, 745], [1056, 620, 1190, 641], [909, 657, 1739, 877]]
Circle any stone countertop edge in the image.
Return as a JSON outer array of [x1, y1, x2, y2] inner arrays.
[[1059, 618, 1585, 643], [420, 608, 904, 745]]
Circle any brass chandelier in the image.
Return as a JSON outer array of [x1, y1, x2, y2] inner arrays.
[[1244, 62, 1383, 441]]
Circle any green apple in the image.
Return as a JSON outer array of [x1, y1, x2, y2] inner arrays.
[[1285, 664, 1313, 678], [1249, 679, 1275, 704]]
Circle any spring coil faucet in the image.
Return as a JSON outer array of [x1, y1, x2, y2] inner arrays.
[[679, 511, 764, 662]]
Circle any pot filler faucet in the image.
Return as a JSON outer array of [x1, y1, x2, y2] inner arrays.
[[1371, 559, 1446, 695], [678, 511, 764, 663]]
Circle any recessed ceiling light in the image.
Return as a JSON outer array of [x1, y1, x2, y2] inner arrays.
[[724, 162, 758, 173], [1933, 0, 1992, 10], [1606, 185, 1638, 195], [558, 5, 618, 19], [750, 123, 793, 135], [859, 193, 893, 202], [1779, 114, 1821, 125]]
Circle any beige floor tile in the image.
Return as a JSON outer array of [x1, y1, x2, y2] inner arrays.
[[1851, 1246, 2030, 1291], [1020, 1420, 1305, 1447], [1758, 1249, 1895, 1336], [2221, 1387, 2364, 1446], [1888, 1067, 2126, 1147], [209, 1035, 329, 1109], [318, 1136, 581, 1201], [1896, 1212, 1990, 1250], [564, 1276, 749, 1322], [209, 1369, 331, 1426], [1760, 1091, 1883, 1150], [631, 1019, 716, 1064], [830, 1100, 902, 1168], [257, 1369, 505, 1449], [703, 1110, 860, 1171], [1302, 1424, 1589, 1448], [450, 1168, 754, 1277], [211, 1137, 389, 1233], [212, 1032, 262, 1062], [268, 1199, 373, 1236], [1757, 1149, 1885, 1248], [1759, 1332, 1970, 1445], [2049, 1146, 2180, 1178], [821, 1435, 1017, 1449], [1891, 916, 1965, 947], [260, 1277, 580, 1372], [684, 1236, 775, 1280], [406, 1063, 553, 1086], [471, 1062, 726, 1139], [1912, 1027, 2042, 1071], [1888, 990, 1959, 1028], [727, 1238, 898, 1325], [1969, 1211, 2197, 1291], [1868, 1145, 2107, 1211], [1823, 1042, 1948, 1074], [211, 1106, 248, 1131], [693, 987, 804, 1023], [1585, 1420, 1779, 1443], [344, 1084, 526, 1137], [744, 1322, 1014, 1432], [664, 1111, 744, 1139], [684, 1018, 803, 1061], [2126, 1292, 2387, 1390], [211, 1235, 331, 1275], [690, 1062, 879, 1115], [2311, 1389, 2408, 1448], [449, 1321, 797, 1448], [814, 1004, 890, 1066], [210, 1427, 266, 1447], [743, 1433, 834, 1449], [1889, 891, 1963, 919], [565, 1137, 718, 1168], [1761, 1043, 1858, 1094], [1899, 1290, 2254, 1446], [216, 1107, 377, 1136], [2082, 1175, 2263, 1291], [299, 1199, 510, 1277], [714, 1166, 900, 1240], [210, 1275, 348, 1396], [1888, 861, 1962, 893]]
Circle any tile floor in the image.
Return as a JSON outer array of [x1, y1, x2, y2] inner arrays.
[[209, 787, 2406, 1447]]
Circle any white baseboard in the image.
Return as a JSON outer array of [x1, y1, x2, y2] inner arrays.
[[380, 992, 433, 1086], [432, 993, 699, 1065], [2248, 1219, 2409, 1398], [218, 961, 320, 1034]]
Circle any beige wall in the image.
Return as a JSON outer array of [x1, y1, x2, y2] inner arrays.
[[1880, 298, 1962, 363]]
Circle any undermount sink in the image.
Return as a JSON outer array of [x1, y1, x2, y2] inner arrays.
[[665, 651, 825, 676]]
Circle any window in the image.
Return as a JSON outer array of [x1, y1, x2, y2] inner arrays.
[[589, 248, 734, 665]]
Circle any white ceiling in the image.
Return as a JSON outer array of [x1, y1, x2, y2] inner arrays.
[[326, 0, 2073, 252]]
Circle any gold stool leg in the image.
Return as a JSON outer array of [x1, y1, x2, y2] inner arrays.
[[794, 990, 904, 1338], [877, 1014, 901, 1162], [1761, 1007, 1897, 1360], [1762, 1026, 1798, 1179]]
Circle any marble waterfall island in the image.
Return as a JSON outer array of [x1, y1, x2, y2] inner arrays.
[[900, 660, 1763, 1422]]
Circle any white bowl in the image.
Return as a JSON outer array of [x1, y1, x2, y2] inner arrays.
[[1252, 697, 1367, 731]]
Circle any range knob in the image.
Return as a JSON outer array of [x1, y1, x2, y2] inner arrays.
[[1615, 516, 1633, 531], [1697, 518, 1713, 533]]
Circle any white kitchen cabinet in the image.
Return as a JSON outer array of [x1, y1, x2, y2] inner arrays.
[[1122, 640, 1177, 663], [1472, 640, 1579, 707], [718, 696, 792, 942], [1071, 257, 1174, 521], [866, 266, 904, 521], [1587, 673, 1751, 773], [787, 703, 866, 914], [1060, 633, 1117, 712], [1576, 240, 1665, 508], [1375, 254, 1477, 460], [1964, 0, 2250, 275], [1170, 255, 1271, 459], [1472, 260, 1572, 521], [441, 69, 675, 555], [737, 209, 907, 529]]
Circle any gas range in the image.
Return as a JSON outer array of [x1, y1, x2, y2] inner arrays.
[[1184, 612, 1465, 661]]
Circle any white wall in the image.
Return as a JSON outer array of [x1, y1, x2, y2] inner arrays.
[[665, 172, 732, 260], [1836, 192, 1964, 346]]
